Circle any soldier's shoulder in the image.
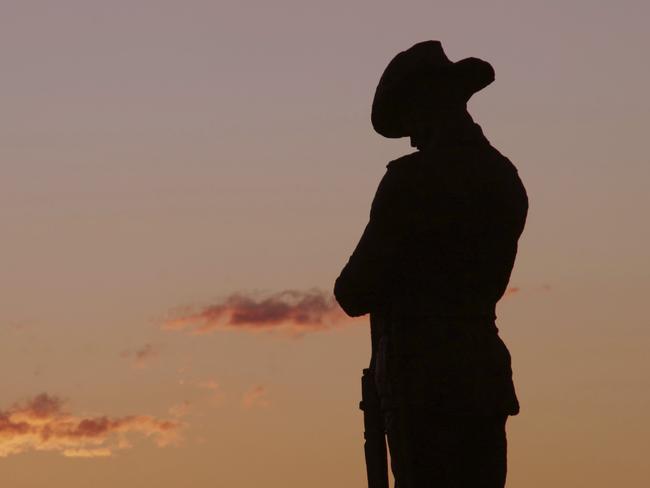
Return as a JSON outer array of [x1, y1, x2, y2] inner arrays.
[[477, 144, 528, 208], [386, 151, 421, 171]]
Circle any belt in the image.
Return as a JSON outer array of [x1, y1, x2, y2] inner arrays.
[[383, 314, 499, 334]]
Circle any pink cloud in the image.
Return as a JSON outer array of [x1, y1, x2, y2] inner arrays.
[[241, 385, 270, 409], [162, 289, 359, 338], [0, 393, 181, 458]]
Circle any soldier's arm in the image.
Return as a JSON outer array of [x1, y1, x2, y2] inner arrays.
[[334, 162, 411, 317]]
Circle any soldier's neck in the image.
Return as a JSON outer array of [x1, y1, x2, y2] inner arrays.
[[410, 110, 476, 152]]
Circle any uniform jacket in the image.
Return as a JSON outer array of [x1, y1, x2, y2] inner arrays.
[[334, 122, 528, 414]]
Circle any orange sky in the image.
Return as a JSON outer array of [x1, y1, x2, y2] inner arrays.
[[2, 1, 649, 487]]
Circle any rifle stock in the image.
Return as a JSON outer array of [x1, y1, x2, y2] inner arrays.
[[360, 367, 389, 488]]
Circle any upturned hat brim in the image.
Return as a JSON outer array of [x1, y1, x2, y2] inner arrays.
[[371, 41, 495, 138]]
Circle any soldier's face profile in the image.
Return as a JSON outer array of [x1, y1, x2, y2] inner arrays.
[[402, 103, 445, 149]]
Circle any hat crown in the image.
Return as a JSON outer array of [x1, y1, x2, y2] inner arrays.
[[381, 41, 451, 88], [409, 40, 451, 65]]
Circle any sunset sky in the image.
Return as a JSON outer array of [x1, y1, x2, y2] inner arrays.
[[2, 1, 649, 486]]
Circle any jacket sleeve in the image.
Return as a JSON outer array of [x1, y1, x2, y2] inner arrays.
[[334, 164, 410, 317]]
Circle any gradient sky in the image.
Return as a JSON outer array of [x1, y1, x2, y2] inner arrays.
[[2, 1, 649, 486]]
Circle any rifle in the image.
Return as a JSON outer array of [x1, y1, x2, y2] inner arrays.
[[359, 313, 389, 488]]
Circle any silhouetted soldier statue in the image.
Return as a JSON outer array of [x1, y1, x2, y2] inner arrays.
[[334, 41, 528, 488]]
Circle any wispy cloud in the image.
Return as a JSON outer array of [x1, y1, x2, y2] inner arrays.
[[162, 289, 357, 338], [241, 385, 270, 409], [503, 285, 552, 297], [168, 401, 191, 418], [120, 344, 159, 369], [504, 286, 520, 296], [62, 447, 113, 458], [195, 379, 223, 406], [0, 393, 181, 458]]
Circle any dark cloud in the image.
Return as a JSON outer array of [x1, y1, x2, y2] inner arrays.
[[162, 289, 357, 337]]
